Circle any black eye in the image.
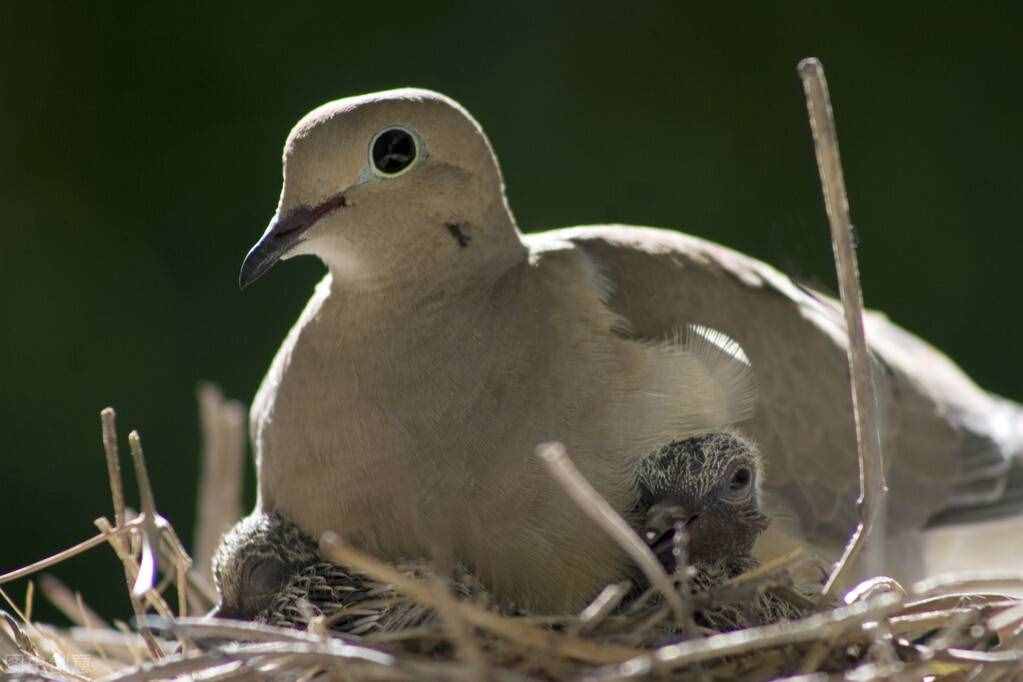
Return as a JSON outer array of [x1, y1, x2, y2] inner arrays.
[[371, 128, 417, 175], [730, 467, 752, 491]]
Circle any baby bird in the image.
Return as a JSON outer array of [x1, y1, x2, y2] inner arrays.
[[211, 512, 481, 633], [634, 431, 768, 575], [634, 432, 816, 631]]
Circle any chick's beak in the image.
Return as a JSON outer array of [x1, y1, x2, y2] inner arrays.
[[644, 501, 702, 570]]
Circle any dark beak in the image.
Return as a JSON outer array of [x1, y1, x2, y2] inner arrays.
[[238, 192, 349, 289], [644, 502, 699, 545], [644, 501, 702, 572], [238, 210, 308, 289]]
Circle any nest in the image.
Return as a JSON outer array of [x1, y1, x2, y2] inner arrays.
[[1, 398, 1020, 682], [2, 59, 1022, 681]]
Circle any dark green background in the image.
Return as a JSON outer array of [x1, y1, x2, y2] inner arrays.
[[2, 3, 1021, 621]]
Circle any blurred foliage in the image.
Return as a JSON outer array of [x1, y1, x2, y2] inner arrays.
[[1, 3, 1021, 621]]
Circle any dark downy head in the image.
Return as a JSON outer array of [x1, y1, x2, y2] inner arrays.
[[634, 431, 768, 573], [210, 512, 320, 621]]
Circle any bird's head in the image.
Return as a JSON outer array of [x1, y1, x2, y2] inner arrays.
[[634, 432, 768, 572], [239, 88, 523, 291], [210, 512, 318, 621]]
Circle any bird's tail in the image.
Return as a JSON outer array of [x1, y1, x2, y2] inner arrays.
[[926, 395, 1023, 528]]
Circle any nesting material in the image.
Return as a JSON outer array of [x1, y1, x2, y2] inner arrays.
[[211, 511, 491, 636], [212, 510, 816, 636], [0, 410, 1021, 681]]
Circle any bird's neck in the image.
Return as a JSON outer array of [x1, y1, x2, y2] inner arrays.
[[320, 202, 527, 310]]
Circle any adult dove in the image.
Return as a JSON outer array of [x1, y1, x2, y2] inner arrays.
[[239, 88, 1023, 611]]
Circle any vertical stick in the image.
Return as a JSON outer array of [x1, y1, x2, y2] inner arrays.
[[798, 58, 888, 599], [100, 409, 127, 537], [100, 409, 160, 657], [193, 383, 247, 584], [128, 431, 160, 600]]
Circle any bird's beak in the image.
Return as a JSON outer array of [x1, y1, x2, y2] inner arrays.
[[238, 192, 349, 289], [238, 209, 308, 289], [643, 501, 701, 565]]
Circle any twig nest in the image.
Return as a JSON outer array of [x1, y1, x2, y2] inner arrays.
[[844, 575, 907, 604]]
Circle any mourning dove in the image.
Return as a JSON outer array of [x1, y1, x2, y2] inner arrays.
[[238, 88, 1023, 611]]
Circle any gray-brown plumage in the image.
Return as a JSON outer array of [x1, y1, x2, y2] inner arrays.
[[237, 88, 1023, 610]]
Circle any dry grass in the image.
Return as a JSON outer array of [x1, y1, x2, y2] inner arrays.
[[0, 412, 1020, 681], [2, 59, 1021, 680]]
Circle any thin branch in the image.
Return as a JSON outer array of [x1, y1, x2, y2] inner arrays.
[[139, 617, 363, 646], [536, 442, 688, 627], [100, 408, 127, 538], [0, 519, 142, 586], [127, 431, 161, 599], [723, 547, 806, 589], [591, 593, 903, 679], [37, 575, 111, 630], [798, 57, 888, 599], [154, 518, 210, 617], [988, 601, 1023, 633], [572, 582, 633, 636], [94, 517, 169, 660], [100, 409, 161, 650], [23, 580, 34, 623], [93, 519, 174, 621], [912, 572, 1023, 597], [98, 641, 419, 682]]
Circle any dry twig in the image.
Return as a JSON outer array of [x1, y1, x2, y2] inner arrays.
[[319, 532, 644, 664], [0, 520, 143, 587], [37, 576, 110, 631], [537, 442, 688, 627], [799, 57, 888, 599], [592, 593, 903, 680]]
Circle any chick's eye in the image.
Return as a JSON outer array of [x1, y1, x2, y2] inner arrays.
[[371, 128, 417, 176], [244, 558, 287, 596], [730, 467, 752, 491]]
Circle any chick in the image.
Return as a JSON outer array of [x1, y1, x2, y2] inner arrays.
[[634, 431, 768, 575], [634, 432, 820, 631], [210, 512, 481, 633]]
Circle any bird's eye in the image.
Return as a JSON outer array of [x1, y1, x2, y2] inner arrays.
[[729, 467, 752, 492], [244, 557, 288, 597], [370, 127, 417, 176]]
